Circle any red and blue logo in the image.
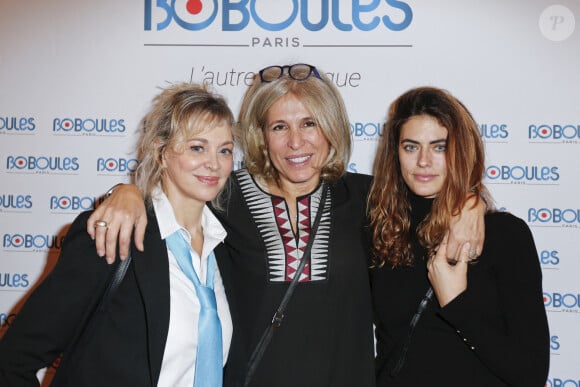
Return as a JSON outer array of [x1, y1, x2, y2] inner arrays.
[[543, 292, 580, 313], [145, 0, 413, 32], [96, 157, 139, 175], [528, 208, 580, 226], [6, 155, 80, 174], [484, 165, 559, 183], [53, 117, 126, 135], [3, 233, 64, 252], [49, 195, 100, 212], [529, 124, 580, 143]]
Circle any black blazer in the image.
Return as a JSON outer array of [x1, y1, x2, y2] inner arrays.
[[0, 210, 171, 386]]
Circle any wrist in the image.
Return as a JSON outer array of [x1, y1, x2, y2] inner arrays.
[[105, 183, 124, 199]]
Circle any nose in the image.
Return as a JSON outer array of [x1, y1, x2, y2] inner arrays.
[[287, 127, 304, 150], [205, 152, 220, 171], [417, 148, 431, 167]]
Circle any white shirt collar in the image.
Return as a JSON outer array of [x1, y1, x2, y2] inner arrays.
[[151, 186, 227, 260]]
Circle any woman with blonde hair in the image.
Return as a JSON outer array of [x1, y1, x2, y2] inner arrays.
[[0, 83, 234, 387]]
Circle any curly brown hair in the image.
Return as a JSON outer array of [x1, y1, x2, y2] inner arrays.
[[368, 87, 490, 268]]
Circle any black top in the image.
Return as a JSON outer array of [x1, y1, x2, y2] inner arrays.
[[213, 169, 375, 387], [0, 210, 171, 386], [371, 194, 550, 387]]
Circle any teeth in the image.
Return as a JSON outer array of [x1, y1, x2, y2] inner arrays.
[[288, 155, 310, 163]]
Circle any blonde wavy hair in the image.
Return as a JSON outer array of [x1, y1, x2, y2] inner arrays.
[[368, 87, 491, 268], [135, 82, 234, 206], [238, 65, 351, 184]]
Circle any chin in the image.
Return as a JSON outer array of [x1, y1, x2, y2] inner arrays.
[[412, 189, 438, 198]]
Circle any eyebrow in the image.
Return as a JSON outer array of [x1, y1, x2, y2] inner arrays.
[[188, 138, 235, 147], [400, 138, 447, 144]]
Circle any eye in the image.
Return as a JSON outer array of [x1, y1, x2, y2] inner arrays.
[[402, 144, 418, 152], [303, 119, 317, 128], [269, 123, 287, 132], [219, 147, 233, 155], [190, 145, 204, 152], [434, 143, 447, 152]]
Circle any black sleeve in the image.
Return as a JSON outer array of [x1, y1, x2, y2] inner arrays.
[[0, 211, 114, 386], [438, 214, 550, 387]]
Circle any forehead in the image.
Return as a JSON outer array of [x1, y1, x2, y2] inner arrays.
[[267, 93, 311, 118], [400, 115, 447, 141], [179, 111, 230, 132]]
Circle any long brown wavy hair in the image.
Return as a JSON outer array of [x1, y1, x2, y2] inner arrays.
[[368, 87, 490, 268]]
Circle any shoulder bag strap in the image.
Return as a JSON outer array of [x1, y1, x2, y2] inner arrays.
[[55, 251, 132, 380], [244, 186, 328, 387], [389, 286, 433, 377]]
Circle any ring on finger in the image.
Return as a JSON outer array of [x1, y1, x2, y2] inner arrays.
[[468, 250, 477, 260], [94, 220, 108, 228]]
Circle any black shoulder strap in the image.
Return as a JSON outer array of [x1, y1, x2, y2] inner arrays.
[[54, 252, 132, 381], [244, 186, 328, 387], [99, 254, 132, 310], [389, 286, 433, 377]]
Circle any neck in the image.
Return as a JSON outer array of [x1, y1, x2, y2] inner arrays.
[[268, 178, 321, 234], [270, 177, 320, 202], [164, 192, 204, 236]]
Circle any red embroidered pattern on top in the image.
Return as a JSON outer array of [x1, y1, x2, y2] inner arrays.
[[235, 169, 330, 283], [272, 196, 311, 282]]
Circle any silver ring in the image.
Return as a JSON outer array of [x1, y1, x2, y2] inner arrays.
[[457, 259, 470, 264], [468, 250, 477, 260], [94, 220, 108, 228]]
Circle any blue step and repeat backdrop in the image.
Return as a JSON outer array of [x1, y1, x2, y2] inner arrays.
[[1, 1, 579, 385]]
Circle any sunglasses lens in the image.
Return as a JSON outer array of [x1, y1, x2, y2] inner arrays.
[[288, 64, 312, 80], [260, 66, 283, 82]]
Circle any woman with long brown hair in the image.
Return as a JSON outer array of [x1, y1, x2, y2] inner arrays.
[[368, 86, 550, 387]]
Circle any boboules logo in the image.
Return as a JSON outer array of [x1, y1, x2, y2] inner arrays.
[[539, 249, 560, 268], [145, 0, 413, 32], [0, 274, 30, 290], [484, 165, 559, 185], [350, 122, 383, 141], [528, 208, 580, 228], [0, 116, 36, 134], [478, 123, 509, 140], [543, 292, 580, 313], [545, 376, 580, 387], [528, 124, 580, 144], [96, 157, 139, 176], [52, 117, 126, 136], [0, 193, 33, 213], [5, 155, 80, 175], [3, 233, 64, 253], [49, 194, 102, 213]]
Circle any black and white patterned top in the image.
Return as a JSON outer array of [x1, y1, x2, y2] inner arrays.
[[213, 168, 376, 387]]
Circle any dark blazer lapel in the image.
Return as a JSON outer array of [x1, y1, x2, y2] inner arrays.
[[132, 210, 170, 385]]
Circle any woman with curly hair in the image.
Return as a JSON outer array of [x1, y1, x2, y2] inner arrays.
[[368, 86, 550, 387]]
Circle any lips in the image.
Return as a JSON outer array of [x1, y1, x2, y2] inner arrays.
[[196, 175, 220, 185], [286, 154, 312, 165], [413, 174, 437, 182]]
